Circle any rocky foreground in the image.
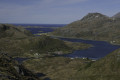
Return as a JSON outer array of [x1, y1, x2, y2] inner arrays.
[[0, 53, 40, 80]]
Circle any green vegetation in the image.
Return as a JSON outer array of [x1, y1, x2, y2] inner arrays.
[[64, 41, 92, 50], [0, 53, 40, 80], [52, 13, 120, 44], [23, 48, 120, 80], [73, 48, 120, 80], [0, 24, 33, 38], [1, 15, 120, 80], [23, 57, 92, 80], [0, 36, 72, 58], [0, 24, 92, 58]]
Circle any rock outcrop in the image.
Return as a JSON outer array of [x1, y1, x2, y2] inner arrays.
[[0, 53, 40, 80]]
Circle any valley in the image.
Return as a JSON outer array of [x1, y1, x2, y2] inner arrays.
[[1, 12, 120, 80]]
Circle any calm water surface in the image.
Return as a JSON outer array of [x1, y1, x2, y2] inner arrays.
[[60, 38, 120, 59], [14, 24, 120, 59]]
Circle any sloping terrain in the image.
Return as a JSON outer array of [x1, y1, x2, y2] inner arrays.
[[113, 12, 120, 18], [1, 20, 120, 80], [52, 13, 120, 44], [0, 24, 92, 58], [23, 48, 120, 80], [0, 36, 72, 57], [0, 53, 40, 80], [73, 48, 120, 80], [0, 24, 33, 38]]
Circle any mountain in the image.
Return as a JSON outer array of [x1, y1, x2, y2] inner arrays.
[[52, 12, 120, 44], [113, 12, 120, 18], [0, 24, 33, 38]]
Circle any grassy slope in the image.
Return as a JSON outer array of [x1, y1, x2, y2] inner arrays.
[[2, 23, 120, 80], [0, 36, 72, 58], [0, 24, 70, 57], [23, 48, 120, 80], [0, 24, 92, 58], [73, 48, 120, 80], [64, 41, 92, 50], [52, 13, 120, 44], [0, 24, 33, 38], [23, 57, 92, 80]]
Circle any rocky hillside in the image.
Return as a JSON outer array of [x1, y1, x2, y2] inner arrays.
[[52, 12, 120, 44], [0, 53, 40, 80], [0, 24, 33, 38]]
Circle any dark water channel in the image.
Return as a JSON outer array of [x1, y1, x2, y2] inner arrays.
[[24, 27, 120, 59], [60, 38, 120, 59], [13, 25, 120, 79]]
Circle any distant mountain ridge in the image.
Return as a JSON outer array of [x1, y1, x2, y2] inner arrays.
[[52, 12, 120, 44], [113, 12, 120, 18]]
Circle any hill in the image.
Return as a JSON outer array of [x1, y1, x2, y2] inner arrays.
[[52, 12, 120, 44], [0, 24, 33, 38], [23, 48, 120, 80], [113, 12, 120, 18], [0, 36, 72, 57], [0, 24, 92, 58], [73, 48, 120, 80], [0, 24, 85, 58]]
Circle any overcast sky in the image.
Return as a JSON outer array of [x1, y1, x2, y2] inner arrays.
[[0, 0, 120, 24]]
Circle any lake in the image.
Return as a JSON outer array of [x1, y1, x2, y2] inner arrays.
[[60, 38, 120, 59], [14, 24, 66, 35], [14, 24, 120, 59]]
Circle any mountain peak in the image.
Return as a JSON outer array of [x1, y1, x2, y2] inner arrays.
[[81, 12, 108, 21]]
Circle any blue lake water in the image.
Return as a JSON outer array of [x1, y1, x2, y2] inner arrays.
[[13, 24, 120, 59], [60, 38, 120, 59], [11, 24, 120, 80], [14, 24, 66, 34], [26, 28, 54, 34]]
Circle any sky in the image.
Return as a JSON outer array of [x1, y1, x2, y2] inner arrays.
[[0, 0, 120, 24]]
